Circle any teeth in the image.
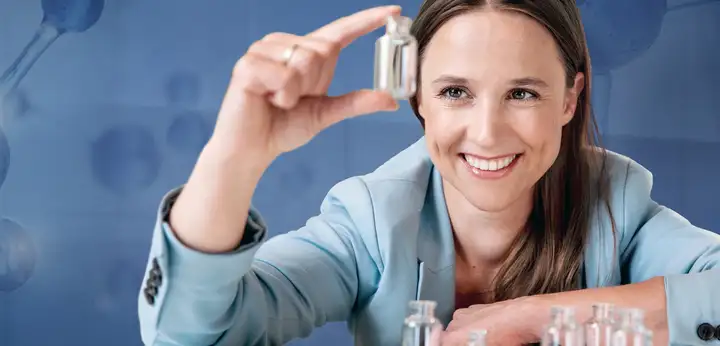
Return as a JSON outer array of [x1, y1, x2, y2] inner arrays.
[[464, 154, 517, 171]]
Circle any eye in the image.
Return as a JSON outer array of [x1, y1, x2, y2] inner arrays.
[[438, 86, 469, 100], [508, 88, 538, 101]]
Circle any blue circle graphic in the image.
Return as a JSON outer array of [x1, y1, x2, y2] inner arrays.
[[0, 218, 36, 292], [166, 111, 211, 157], [41, 0, 105, 34], [579, 0, 666, 73], [90, 125, 162, 194], [0, 129, 10, 191], [164, 72, 201, 107]]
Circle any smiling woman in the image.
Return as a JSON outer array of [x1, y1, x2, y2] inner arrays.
[[411, 1, 596, 306], [136, 1, 720, 346]]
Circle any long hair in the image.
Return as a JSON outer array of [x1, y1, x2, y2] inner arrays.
[[408, 0, 615, 301]]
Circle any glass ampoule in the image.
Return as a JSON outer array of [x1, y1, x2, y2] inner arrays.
[[584, 303, 615, 346], [611, 308, 653, 346], [540, 306, 584, 346], [401, 300, 443, 346], [374, 15, 418, 100], [467, 329, 488, 346]]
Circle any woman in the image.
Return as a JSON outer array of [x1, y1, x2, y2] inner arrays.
[[137, 1, 720, 345]]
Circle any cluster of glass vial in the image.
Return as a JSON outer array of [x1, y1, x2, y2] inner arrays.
[[401, 300, 487, 346], [374, 15, 418, 100], [541, 303, 653, 346], [401, 300, 651, 346]]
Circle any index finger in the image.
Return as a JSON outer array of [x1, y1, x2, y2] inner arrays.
[[308, 5, 403, 48]]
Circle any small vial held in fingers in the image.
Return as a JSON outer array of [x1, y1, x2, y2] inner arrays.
[[374, 15, 418, 100]]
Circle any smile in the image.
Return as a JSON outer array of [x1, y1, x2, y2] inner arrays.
[[461, 153, 521, 179], [463, 154, 517, 171]]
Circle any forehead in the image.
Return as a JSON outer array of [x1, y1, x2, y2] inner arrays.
[[422, 10, 564, 82]]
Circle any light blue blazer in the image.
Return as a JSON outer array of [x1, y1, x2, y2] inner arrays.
[[138, 137, 720, 346]]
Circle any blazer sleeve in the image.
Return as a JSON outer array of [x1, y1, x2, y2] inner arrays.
[[619, 160, 720, 345], [137, 177, 382, 346]]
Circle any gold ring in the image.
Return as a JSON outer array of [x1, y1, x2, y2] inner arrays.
[[282, 44, 299, 66]]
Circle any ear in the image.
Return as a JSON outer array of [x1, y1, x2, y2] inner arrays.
[[561, 72, 585, 126]]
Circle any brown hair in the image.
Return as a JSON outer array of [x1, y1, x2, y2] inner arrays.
[[409, 0, 614, 301]]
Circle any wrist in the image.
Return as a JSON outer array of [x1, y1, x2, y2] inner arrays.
[[168, 136, 272, 254], [201, 135, 274, 179], [517, 295, 552, 341]]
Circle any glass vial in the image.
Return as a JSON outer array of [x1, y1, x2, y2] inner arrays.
[[611, 308, 653, 346], [584, 303, 616, 346], [374, 15, 418, 100], [540, 306, 584, 346], [467, 329, 488, 346], [401, 300, 443, 346]]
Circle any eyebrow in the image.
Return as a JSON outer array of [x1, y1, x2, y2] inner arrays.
[[510, 77, 549, 88], [430, 75, 549, 88], [431, 75, 471, 85]]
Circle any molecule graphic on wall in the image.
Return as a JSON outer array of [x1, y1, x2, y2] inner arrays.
[[0, 0, 105, 127], [0, 0, 105, 293], [0, 218, 36, 292], [0, 128, 10, 191], [96, 257, 143, 313], [578, 0, 719, 133], [163, 71, 211, 158], [90, 124, 162, 194], [0, 88, 32, 128]]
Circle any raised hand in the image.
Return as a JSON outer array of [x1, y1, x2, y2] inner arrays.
[[212, 5, 402, 162]]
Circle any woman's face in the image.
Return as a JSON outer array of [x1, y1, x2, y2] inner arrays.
[[418, 9, 584, 212]]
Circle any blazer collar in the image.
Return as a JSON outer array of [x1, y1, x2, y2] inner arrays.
[[417, 166, 456, 272], [415, 166, 456, 324]]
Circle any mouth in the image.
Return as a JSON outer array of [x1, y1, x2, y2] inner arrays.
[[460, 153, 522, 179]]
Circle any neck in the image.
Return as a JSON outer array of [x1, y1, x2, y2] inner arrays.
[[443, 179, 533, 268]]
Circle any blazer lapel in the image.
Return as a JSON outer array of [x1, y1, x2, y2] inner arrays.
[[583, 208, 621, 288], [416, 167, 456, 326]]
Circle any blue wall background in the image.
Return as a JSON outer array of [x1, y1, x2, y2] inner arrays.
[[0, 0, 718, 345]]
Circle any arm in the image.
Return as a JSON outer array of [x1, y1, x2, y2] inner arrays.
[[529, 277, 668, 342], [528, 160, 720, 345], [135, 5, 402, 345], [137, 176, 382, 346]]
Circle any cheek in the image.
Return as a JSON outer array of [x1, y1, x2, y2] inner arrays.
[[420, 102, 466, 149], [511, 110, 564, 167], [514, 104, 565, 146]]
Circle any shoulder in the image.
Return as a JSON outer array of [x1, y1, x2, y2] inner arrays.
[[602, 149, 653, 210], [594, 148, 707, 246], [595, 149, 656, 232], [318, 137, 432, 265], [324, 137, 432, 217], [361, 136, 434, 187], [593, 149, 720, 288]]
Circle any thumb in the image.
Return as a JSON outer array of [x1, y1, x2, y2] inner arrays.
[[430, 324, 445, 346], [300, 89, 399, 129]]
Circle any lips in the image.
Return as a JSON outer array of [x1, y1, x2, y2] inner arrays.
[[463, 153, 518, 171]]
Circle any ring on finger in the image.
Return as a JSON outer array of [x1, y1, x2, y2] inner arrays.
[[281, 43, 300, 66]]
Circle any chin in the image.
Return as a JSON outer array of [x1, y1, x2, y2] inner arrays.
[[454, 173, 536, 213], [464, 192, 525, 213], [455, 155, 538, 211]]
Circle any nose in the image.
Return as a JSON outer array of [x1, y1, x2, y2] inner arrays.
[[466, 101, 504, 147]]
